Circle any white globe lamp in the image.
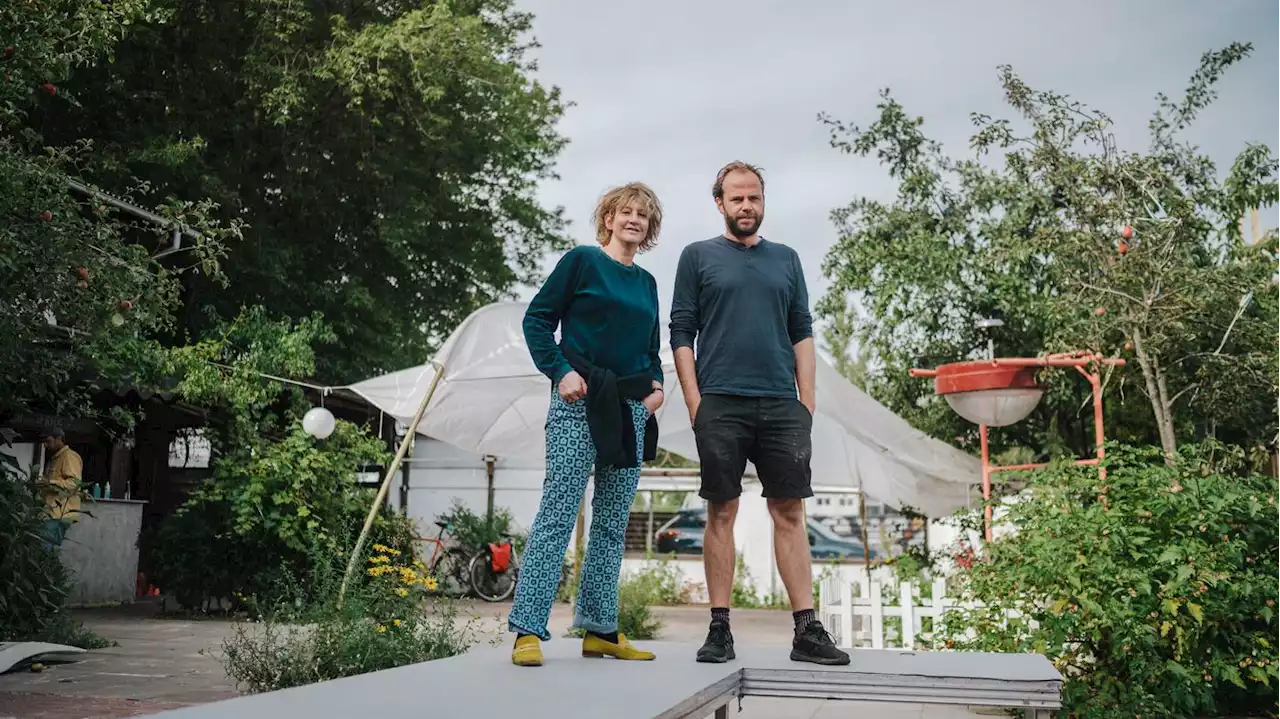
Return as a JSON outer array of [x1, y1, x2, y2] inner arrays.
[[302, 407, 336, 439]]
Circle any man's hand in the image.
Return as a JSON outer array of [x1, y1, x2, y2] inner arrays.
[[642, 390, 664, 416], [800, 397, 816, 416], [686, 393, 701, 425], [557, 370, 587, 402]]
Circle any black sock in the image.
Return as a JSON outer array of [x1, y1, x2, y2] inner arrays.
[[793, 609, 816, 633], [711, 607, 730, 626], [516, 632, 532, 640], [588, 630, 619, 644]]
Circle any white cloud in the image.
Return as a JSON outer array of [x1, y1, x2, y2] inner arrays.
[[514, 0, 1279, 353]]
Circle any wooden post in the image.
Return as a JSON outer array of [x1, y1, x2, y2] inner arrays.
[[338, 361, 444, 606]]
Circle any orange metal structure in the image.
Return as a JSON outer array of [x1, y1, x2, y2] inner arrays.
[[910, 351, 1125, 541]]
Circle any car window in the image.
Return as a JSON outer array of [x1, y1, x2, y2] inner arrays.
[[671, 511, 706, 529]]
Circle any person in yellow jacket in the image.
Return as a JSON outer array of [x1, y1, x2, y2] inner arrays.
[[37, 427, 82, 548]]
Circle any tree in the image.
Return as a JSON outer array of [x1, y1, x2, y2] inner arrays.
[[817, 44, 1277, 460], [0, 0, 238, 421], [27, 0, 571, 383]]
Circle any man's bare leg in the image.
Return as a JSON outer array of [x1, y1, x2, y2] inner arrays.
[[704, 498, 739, 607], [768, 498, 813, 611]]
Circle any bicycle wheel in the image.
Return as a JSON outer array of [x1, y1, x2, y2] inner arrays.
[[468, 551, 517, 603], [432, 550, 472, 598]]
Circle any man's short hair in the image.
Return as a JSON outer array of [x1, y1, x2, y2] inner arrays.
[[40, 426, 65, 439], [712, 161, 765, 200], [593, 181, 663, 252]]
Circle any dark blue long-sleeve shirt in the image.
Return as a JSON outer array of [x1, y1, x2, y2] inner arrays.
[[524, 245, 663, 387], [669, 236, 812, 398]]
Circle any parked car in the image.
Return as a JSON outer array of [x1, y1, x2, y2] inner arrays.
[[653, 508, 878, 561]]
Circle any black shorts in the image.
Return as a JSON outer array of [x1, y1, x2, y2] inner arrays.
[[693, 393, 814, 503]]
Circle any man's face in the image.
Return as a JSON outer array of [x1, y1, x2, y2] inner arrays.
[[716, 170, 765, 238], [43, 436, 63, 452]]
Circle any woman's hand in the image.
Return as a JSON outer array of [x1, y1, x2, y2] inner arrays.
[[642, 388, 664, 416], [557, 370, 587, 402]]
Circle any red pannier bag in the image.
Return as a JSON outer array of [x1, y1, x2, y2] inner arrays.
[[489, 542, 512, 573]]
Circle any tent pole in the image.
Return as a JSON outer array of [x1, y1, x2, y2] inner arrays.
[[338, 360, 444, 606]]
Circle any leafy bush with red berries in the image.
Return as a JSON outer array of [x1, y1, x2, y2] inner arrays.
[[937, 443, 1278, 718], [0, 1, 237, 420]]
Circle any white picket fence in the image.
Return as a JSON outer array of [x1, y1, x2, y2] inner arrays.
[[818, 571, 982, 650]]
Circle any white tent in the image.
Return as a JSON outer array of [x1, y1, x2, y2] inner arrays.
[[347, 302, 979, 518]]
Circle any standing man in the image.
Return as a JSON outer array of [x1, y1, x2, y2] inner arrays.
[[37, 427, 82, 548], [670, 161, 848, 666]]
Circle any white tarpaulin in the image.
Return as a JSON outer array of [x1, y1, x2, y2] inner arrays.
[[347, 302, 980, 517]]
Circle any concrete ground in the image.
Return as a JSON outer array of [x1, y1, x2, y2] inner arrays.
[[0, 602, 996, 719]]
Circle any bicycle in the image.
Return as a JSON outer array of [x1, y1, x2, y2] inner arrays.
[[467, 532, 520, 603], [414, 521, 471, 597]]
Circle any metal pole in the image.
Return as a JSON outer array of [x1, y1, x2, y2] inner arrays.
[[1088, 371, 1107, 483], [338, 361, 444, 606], [645, 490, 654, 556], [979, 424, 993, 542], [485, 455, 497, 530], [398, 435, 412, 513]]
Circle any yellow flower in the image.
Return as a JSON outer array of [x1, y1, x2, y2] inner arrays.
[[367, 555, 390, 564], [372, 544, 390, 553], [376, 624, 387, 633], [394, 587, 409, 597], [393, 619, 403, 627], [423, 577, 439, 592]]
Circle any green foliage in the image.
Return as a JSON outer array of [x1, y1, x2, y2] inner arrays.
[[26, 0, 571, 383], [436, 500, 525, 556], [817, 43, 1278, 459], [568, 569, 665, 641], [937, 443, 1278, 718], [149, 420, 407, 612], [616, 575, 663, 640], [0, 461, 109, 649], [623, 557, 701, 606], [731, 553, 790, 610], [0, 1, 238, 421], [220, 543, 476, 693]]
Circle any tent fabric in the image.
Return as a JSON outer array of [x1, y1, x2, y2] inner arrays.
[[346, 302, 980, 517]]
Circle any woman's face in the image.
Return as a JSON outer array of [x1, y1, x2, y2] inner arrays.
[[606, 200, 650, 249]]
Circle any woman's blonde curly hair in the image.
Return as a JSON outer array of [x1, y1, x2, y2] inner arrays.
[[593, 182, 662, 252]]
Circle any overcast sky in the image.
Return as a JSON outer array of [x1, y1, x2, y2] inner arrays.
[[511, 0, 1279, 354]]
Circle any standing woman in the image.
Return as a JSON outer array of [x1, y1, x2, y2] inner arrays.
[[508, 182, 666, 666]]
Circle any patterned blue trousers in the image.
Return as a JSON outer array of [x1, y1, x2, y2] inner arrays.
[[507, 390, 647, 641]]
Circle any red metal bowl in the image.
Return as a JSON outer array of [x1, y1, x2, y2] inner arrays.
[[933, 361, 1040, 395]]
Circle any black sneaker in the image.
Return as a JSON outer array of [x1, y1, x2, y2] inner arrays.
[[695, 620, 736, 663], [790, 620, 850, 666]]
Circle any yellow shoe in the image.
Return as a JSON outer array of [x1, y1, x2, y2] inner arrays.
[[512, 635, 543, 667], [582, 633, 656, 661]]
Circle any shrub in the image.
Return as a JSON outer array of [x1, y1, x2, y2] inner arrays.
[[149, 421, 413, 612], [220, 542, 477, 692], [436, 500, 526, 555], [616, 574, 662, 640], [566, 571, 663, 641], [731, 553, 789, 610], [624, 556, 700, 606], [0, 460, 110, 648], [938, 442, 1278, 718]]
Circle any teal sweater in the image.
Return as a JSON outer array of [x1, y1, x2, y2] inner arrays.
[[524, 245, 663, 387]]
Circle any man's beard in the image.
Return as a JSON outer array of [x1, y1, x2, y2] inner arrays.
[[725, 212, 762, 238]]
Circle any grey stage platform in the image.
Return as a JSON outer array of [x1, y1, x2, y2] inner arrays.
[[147, 641, 1062, 718]]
